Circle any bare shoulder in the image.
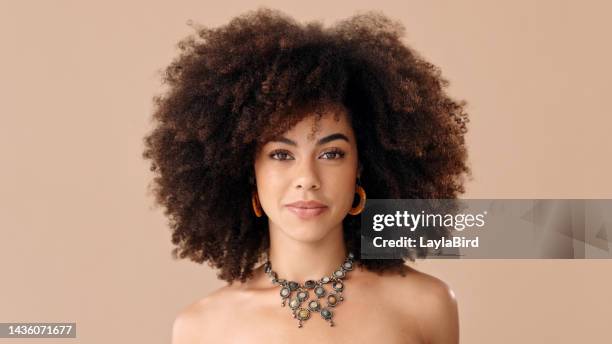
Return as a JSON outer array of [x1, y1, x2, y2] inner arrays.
[[385, 265, 457, 304], [378, 265, 459, 344], [171, 285, 237, 344], [360, 266, 459, 344]]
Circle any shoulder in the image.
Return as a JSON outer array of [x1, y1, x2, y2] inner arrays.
[[378, 265, 459, 344], [171, 285, 237, 344]]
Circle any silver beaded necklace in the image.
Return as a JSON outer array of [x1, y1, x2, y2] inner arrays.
[[263, 252, 355, 328]]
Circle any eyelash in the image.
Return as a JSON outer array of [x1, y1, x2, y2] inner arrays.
[[269, 148, 346, 161]]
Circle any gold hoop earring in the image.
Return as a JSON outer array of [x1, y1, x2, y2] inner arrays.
[[252, 192, 263, 217], [348, 185, 366, 215]]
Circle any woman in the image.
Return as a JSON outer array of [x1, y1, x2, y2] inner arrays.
[[143, 8, 469, 343]]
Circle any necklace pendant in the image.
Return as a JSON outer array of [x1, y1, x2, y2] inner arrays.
[[304, 280, 317, 289], [326, 292, 341, 307], [266, 252, 355, 328], [314, 285, 326, 298], [332, 280, 344, 292], [296, 290, 309, 302], [320, 307, 334, 326], [333, 269, 346, 279], [308, 299, 321, 311], [295, 307, 311, 327], [289, 297, 301, 310], [288, 281, 299, 291]]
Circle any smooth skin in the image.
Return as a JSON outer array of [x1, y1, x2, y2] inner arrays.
[[172, 107, 459, 344]]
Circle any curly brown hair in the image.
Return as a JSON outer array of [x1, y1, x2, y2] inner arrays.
[[142, 8, 470, 284]]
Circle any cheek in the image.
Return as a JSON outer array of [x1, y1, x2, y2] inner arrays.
[[254, 163, 286, 203], [323, 168, 358, 208]]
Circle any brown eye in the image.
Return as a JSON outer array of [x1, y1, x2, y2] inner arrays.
[[320, 149, 346, 160], [269, 150, 294, 161]]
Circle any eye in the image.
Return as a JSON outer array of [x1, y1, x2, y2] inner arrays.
[[320, 148, 346, 160], [269, 149, 294, 161]]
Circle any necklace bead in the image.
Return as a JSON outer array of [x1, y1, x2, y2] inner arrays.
[[288, 281, 299, 291], [265, 252, 354, 328], [304, 280, 317, 289]]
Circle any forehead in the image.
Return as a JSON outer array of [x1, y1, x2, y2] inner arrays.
[[282, 106, 354, 142]]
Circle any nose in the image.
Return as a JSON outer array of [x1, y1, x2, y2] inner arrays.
[[294, 158, 321, 190]]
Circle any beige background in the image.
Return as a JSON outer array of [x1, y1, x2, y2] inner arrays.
[[1, 0, 611, 343]]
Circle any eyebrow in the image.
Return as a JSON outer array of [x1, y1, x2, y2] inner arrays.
[[272, 133, 350, 146]]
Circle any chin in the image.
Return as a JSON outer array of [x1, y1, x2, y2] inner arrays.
[[281, 220, 335, 243]]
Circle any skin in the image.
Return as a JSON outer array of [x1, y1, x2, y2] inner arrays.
[[171, 107, 460, 344]]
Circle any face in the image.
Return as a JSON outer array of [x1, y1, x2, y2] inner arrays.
[[253, 107, 359, 243]]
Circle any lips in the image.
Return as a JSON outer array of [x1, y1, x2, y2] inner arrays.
[[285, 200, 328, 220]]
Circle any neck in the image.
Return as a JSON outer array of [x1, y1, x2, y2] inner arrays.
[[266, 222, 348, 283]]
